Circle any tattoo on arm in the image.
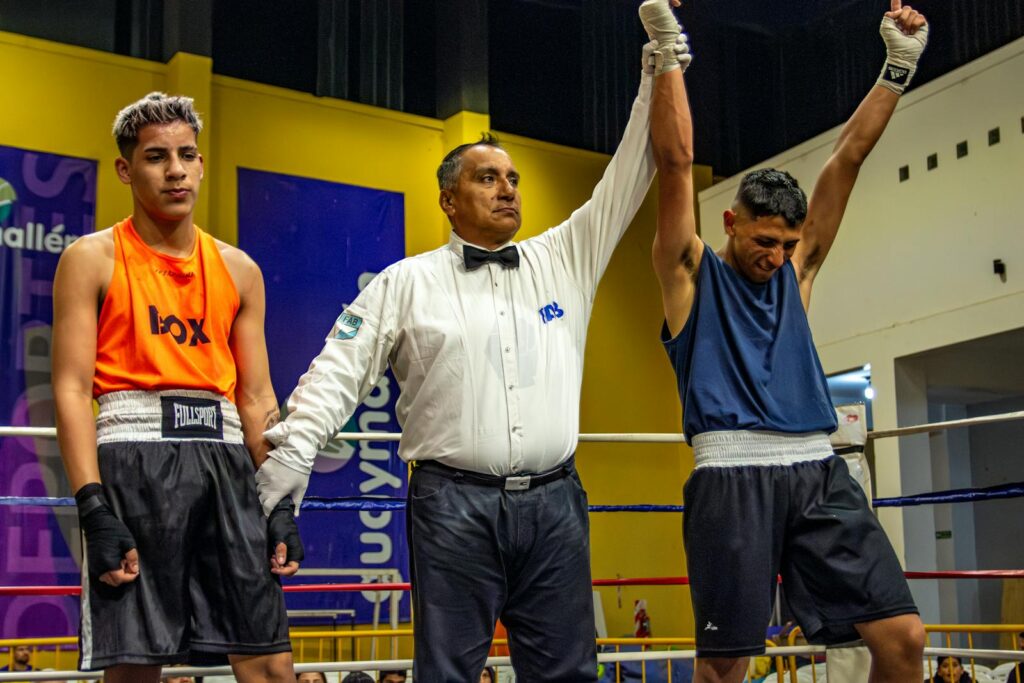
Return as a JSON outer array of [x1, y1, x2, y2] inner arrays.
[[263, 408, 281, 430]]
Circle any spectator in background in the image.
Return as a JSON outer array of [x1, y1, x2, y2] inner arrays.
[[0, 645, 34, 672], [378, 671, 407, 683], [480, 665, 496, 682], [299, 672, 329, 683], [340, 672, 374, 683], [927, 656, 972, 683], [161, 667, 194, 683], [1005, 634, 1024, 683]]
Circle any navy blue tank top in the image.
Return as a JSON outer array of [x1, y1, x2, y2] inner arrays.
[[662, 243, 837, 441]]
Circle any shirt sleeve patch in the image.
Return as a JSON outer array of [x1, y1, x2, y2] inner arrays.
[[333, 312, 363, 340]]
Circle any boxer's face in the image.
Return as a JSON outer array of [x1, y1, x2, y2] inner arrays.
[[441, 145, 522, 247], [116, 120, 203, 225], [723, 208, 800, 283]]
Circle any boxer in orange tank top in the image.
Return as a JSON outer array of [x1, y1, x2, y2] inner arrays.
[[52, 92, 300, 683]]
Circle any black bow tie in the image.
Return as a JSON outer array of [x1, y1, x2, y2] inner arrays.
[[463, 244, 520, 271]]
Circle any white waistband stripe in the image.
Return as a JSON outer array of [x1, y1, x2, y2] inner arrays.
[[96, 390, 243, 444], [691, 430, 834, 468]]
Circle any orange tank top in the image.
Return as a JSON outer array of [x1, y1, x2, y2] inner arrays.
[[93, 217, 240, 402]]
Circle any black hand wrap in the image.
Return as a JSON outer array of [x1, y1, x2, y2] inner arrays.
[[75, 483, 136, 578], [268, 497, 304, 564]]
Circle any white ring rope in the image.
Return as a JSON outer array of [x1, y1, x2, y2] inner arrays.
[[867, 410, 1024, 439], [2, 409, 1023, 443], [2, 646, 1021, 681]]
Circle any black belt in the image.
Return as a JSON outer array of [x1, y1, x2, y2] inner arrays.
[[414, 457, 575, 491]]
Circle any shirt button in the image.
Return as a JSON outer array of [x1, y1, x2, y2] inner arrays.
[[504, 346, 511, 353], [508, 384, 514, 390], [499, 311, 505, 316], [494, 282, 499, 287]]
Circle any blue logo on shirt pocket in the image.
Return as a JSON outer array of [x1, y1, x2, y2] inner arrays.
[[538, 301, 564, 324]]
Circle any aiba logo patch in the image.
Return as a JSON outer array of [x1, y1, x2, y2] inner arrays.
[[334, 312, 363, 340], [538, 300, 564, 324]]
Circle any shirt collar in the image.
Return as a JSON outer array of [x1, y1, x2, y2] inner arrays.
[[447, 231, 515, 259]]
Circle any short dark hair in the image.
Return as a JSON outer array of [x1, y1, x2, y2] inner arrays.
[[437, 133, 503, 191], [340, 673, 372, 683], [734, 168, 807, 228], [112, 91, 203, 158], [378, 670, 407, 682]]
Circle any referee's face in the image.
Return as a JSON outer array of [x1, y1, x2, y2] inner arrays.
[[444, 145, 522, 248]]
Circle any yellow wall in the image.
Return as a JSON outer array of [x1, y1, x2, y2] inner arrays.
[[0, 32, 163, 231], [1, 31, 714, 641]]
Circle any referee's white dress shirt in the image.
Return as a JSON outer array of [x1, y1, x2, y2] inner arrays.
[[265, 73, 654, 477]]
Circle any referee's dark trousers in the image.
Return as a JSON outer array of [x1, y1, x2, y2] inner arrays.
[[407, 457, 598, 682]]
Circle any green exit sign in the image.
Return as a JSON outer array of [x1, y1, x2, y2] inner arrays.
[[936, 530, 952, 540]]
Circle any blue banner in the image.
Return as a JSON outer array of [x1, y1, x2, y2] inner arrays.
[[0, 144, 96, 638], [237, 168, 408, 624]]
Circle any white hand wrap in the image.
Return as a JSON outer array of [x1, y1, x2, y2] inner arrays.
[[876, 16, 929, 94], [639, 0, 690, 75], [255, 454, 311, 518]]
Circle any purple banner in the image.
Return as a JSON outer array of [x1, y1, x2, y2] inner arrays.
[[237, 168, 409, 624], [0, 144, 97, 637]]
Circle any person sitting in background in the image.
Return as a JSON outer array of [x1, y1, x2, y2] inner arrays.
[[161, 672, 194, 683], [377, 671, 406, 683], [299, 672, 329, 683], [341, 672, 374, 683], [1005, 636, 1024, 683], [927, 656, 972, 683], [480, 665, 496, 682], [0, 644, 34, 672]]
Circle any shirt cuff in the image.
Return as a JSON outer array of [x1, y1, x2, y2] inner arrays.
[[263, 421, 290, 446]]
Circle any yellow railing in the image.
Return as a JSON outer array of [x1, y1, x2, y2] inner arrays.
[[924, 624, 1024, 683], [4, 624, 1021, 682], [784, 624, 1024, 683], [783, 627, 825, 683], [594, 638, 782, 683], [0, 636, 77, 672], [291, 628, 412, 663]]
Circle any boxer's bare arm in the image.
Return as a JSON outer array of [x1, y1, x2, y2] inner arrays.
[[793, 0, 927, 309], [53, 231, 113, 493], [54, 230, 139, 587], [651, 63, 702, 338], [221, 244, 279, 468]]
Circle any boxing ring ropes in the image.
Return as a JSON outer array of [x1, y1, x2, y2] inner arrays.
[[2, 409, 1024, 682]]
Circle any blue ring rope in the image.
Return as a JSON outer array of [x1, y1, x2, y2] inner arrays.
[[3, 482, 1023, 512], [873, 482, 1024, 507]]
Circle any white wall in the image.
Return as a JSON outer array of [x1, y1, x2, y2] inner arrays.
[[698, 36, 1024, 623]]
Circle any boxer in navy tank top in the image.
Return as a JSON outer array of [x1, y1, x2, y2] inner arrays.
[[640, 1, 929, 681]]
